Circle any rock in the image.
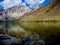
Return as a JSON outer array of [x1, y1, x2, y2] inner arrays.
[[0, 5, 32, 21]]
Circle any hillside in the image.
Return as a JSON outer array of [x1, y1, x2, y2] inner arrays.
[[19, 1, 60, 21], [0, 5, 32, 21], [6, 5, 32, 20]]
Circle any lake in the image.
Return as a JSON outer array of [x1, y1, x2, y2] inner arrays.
[[0, 21, 60, 45]]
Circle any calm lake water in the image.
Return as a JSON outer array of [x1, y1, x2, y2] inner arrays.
[[1, 22, 60, 36], [0, 21, 60, 45]]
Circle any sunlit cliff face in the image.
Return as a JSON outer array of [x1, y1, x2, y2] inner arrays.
[[0, 0, 56, 21]]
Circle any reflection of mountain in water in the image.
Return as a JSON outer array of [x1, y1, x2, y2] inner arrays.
[[0, 21, 60, 45], [0, 22, 32, 38], [19, 21, 60, 45], [0, 21, 45, 45]]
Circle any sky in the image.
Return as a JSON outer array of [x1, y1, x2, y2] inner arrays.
[[0, 0, 52, 10]]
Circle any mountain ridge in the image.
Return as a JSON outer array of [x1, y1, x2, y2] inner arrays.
[[19, 1, 60, 21]]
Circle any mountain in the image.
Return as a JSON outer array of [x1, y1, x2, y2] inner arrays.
[[0, 5, 32, 21], [19, 0, 60, 21], [6, 5, 32, 20]]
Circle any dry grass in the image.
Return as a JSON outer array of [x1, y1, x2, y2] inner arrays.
[[19, 2, 60, 21]]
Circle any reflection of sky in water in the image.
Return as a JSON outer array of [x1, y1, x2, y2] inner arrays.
[[0, 0, 52, 9]]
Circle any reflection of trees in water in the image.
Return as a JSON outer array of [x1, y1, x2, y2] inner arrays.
[[19, 22, 60, 43], [8, 23, 32, 38]]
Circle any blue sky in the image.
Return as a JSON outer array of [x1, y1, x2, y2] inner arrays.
[[0, 5, 4, 10], [40, 0, 52, 6], [0, 0, 4, 2], [0, 0, 52, 10]]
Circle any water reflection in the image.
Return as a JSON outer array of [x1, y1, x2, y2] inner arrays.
[[0, 21, 60, 45], [19, 21, 60, 45], [0, 21, 33, 39], [19, 22, 60, 36]]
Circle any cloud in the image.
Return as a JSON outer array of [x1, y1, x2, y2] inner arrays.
[[40, 0, 52, 6], [24, 0, 40, 8], [39, 0, 45, 4], [0, 0, 22, 9], [22, 0, 45, 8], [0, 0, 52, 9]]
